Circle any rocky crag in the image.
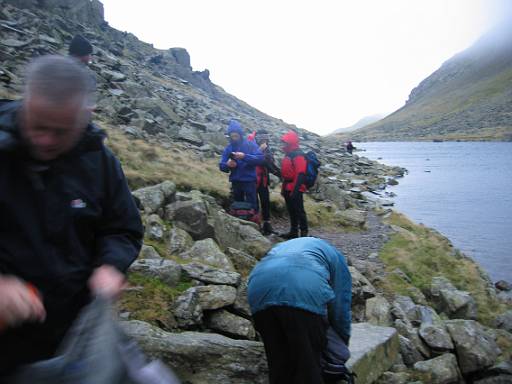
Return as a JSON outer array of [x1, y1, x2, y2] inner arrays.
[[1, 1, 511, 383]]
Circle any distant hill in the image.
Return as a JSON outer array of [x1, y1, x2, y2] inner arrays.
[[328, 113, 386, 136], [341, 20, 512, 142]]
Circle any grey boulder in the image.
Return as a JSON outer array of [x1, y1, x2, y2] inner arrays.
[[206, 310, 256, 340], [122, 320, 267, 384], [365, 296, 392, 326], [174, 288, 203, 328], [165, 226, 194, 255], [430, 276, 477, 320], [133, 180, 176, 214], [182, 262, 241, 286], [181, 239, 235, 271], [413, 353, 461, 384], [445, 319, 500, 375], [129, 258, 181, 286], [165, 199, 214, 240], [191, 285, 237, 310], [347, 323, 399, 384]]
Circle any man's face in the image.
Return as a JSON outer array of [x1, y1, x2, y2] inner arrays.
[[76, 55, 91, 66], [230, 132, 241, 142], [21, 97, 89, 161]]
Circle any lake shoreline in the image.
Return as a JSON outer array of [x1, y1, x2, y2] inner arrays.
[[356, 141, 512, 285]]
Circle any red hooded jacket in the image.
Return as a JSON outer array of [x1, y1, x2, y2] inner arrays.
[[280, 131, 307, 193]]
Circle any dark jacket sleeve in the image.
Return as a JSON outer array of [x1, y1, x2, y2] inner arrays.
[[264, 151, 281, 178], [327, 245, 352, 345], [95, 149, 143, 273], [219, 145, 231, 173]]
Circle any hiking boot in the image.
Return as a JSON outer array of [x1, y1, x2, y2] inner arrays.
[[300, 230, 309, 237], [280, 230, 298, 239], [262, 221, 273, 236]]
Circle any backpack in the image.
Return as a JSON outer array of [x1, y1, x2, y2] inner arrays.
[[229, 201, 260, 224], [304, 151, 321, 188], [321, 327, 357, 384], [289, 150, 321, 189]]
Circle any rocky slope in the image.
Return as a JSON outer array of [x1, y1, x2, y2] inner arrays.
[[1, 1, 510, 383], [335, 20, 512, 142]]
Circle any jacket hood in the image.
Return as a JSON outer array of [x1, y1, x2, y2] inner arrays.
[[247, 131, 256, 142], [227, 119, 244, 138], [281, 130, 300, 153]]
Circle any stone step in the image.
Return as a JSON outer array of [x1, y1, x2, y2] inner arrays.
[[347, 323, 400, 384], [123, 320, 399, 384], [122, 320, 268, 384]]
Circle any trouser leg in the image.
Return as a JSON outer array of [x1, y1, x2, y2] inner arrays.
[[232, 182, 244, 202], [255, 306, 327, 384], [284, 193, 298, 232], [258, 186, 270, 221], [242, 181, 258, 210], [294, 192, 308, 233], [253, 308, 293, 384]]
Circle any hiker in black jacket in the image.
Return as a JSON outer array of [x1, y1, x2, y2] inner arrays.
[[0, 55, 143, 376], [248, 129, 281, 235], [69, 34, 96, 109]]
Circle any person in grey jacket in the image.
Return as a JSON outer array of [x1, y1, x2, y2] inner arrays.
[[248, 237, 352, 384]]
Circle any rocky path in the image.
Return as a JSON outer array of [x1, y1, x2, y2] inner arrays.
[[273, 211, 393, 265]]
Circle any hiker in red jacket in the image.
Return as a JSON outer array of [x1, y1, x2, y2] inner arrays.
[[248, 130, 281, 235], [280, 130, 308, 238]]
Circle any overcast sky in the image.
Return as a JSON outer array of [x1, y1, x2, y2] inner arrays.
[[100, 0, 506, 135]]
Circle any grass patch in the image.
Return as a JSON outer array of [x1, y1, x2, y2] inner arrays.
[[118, 272, 194, 330], [377, 212, 510, 326], [103, 124, 231, 198], [143, 237, 191, 264], [495, 329, 512, 363]]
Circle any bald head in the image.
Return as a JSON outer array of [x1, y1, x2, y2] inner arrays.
[[25, 55, 93, 108], [21, 55, 94, 161]]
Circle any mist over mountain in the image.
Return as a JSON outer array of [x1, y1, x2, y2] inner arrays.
[[329, 114, 386, 136], [341, 17, 512, 141]]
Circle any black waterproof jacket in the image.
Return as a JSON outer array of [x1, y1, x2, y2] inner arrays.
[[0, 100, 143, 373]]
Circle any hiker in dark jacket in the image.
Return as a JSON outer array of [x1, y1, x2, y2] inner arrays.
[[69, 34, 93, 65], [248, 237, 352, 384], [69, 34, 96, 108], [280, 130, 308, 238], [346, 141, 354, 155], [248, 129, 281, 235], [0, 55, 143, 376], [219, 119, 264, 210]]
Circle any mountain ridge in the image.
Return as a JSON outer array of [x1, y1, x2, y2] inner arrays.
[[329, 113, 386, 136], [338, 20, 512, 142]]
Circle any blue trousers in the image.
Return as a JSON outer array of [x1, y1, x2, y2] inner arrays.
[[232, 181, 258, 210]]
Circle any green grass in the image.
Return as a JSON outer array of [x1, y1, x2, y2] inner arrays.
[[376, 213, 510, 326], [118, 272, 194, 330], [104, 123, 231, 198]]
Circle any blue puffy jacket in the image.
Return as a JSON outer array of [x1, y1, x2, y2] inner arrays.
[[247, 237, 352, 343], [219, 120, 264, 182]]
